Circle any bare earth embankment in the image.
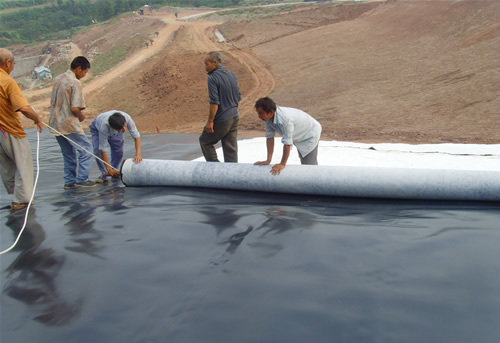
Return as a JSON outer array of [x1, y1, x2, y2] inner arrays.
[[233, 0, 500, 143], [23, 0, 500, 144]]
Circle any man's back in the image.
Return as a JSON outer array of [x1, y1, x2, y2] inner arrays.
[[49, 70, 85, 135], [0, 69, 28, 137], [208, 65, 241, 123]]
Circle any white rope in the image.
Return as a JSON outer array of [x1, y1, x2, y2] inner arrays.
[[42, 121, 119, 172], [0, 130, 40, 255], [1, 122, 121, 254]]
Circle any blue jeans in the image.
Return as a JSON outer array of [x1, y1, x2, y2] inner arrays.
[[90, 124, 124, 179], [55, 133, 93, 185]]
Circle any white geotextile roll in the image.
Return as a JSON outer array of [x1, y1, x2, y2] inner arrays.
[[120, 159, 500, 201]]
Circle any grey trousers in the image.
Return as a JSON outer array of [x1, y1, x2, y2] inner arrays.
[[298, 144, 319, 165], [0, 130, 34, 203], [199, 116, 239, 163]]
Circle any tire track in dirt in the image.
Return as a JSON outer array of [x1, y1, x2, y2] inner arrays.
[[175, 22, 276, 117], [23, 11, 275, 132], [151, 21, 275, 134], [226, 48, 275, 119]]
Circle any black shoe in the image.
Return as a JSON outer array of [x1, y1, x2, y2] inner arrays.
[[64, 184, 76, 190], [76, 181, 96, 188]]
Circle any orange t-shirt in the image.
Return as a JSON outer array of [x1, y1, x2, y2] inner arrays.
[[0, 68, 29, 138]]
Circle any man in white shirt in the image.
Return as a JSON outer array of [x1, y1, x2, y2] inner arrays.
[[254, 97, 321, 175], [89, 110, 142, 182]]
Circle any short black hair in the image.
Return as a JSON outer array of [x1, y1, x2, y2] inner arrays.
[[108, 112, 126, 131], [71, 56, 91, 70], [255, 97, 276, 113]]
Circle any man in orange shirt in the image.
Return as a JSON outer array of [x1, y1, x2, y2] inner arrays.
[[0, 48, 44, 211]]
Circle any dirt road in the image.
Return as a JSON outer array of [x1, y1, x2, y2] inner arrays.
[[24, 9, 276, 134], [26, 14, 184, 114]]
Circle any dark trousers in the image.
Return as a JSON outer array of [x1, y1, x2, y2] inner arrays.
[[199, 116, 239, 162], [298, 144, 319, 165]]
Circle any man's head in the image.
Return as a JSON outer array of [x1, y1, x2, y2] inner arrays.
[[204, 51, 221, 73], [108, 112, 126, 131], [70, 56, 91, 80], [255, 97, 277, 121], [0, 48, 15, 75]]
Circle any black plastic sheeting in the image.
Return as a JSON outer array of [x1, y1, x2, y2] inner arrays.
[[1, 131, 500, 343]]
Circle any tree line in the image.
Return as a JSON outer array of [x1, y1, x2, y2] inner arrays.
[[0, 0, 52, 11], [0, 0, 242, 46]]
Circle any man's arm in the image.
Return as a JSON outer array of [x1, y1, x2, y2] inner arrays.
[[254, 138, 274, 165], [71, 107, 85, 122], [100, 150, 120, 178], [271, 144, 291, 175], [205, 103, 218, 133], [133, 137, 142, 163], [18, 106, 43, 132]]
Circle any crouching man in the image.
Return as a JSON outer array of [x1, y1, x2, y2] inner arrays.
[[89, 110, 142, 182], [254, 97, 322, 175]]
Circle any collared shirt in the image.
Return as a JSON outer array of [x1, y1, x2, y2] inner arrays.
[[265, 106, 322, 157], [0, 68, 30, 138], [208, 65, 241, 123], [91, 110, 140, 151], [49, 70, 86, 136]]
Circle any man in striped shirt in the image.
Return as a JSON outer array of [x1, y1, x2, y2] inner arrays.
[[199, 51, 242, 163]]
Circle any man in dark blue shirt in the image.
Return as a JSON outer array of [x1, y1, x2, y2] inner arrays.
[[199, 51, 242, 162]]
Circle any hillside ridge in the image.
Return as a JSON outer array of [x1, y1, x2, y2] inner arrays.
[[18, 1, 500, 144]]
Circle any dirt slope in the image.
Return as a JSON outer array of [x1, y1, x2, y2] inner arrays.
[[251, 0, 500, 143], [22, 0, 500, 144], [83, 16, 274, 134]]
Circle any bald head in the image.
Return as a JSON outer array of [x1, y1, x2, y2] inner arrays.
[[0, 48, 14, 66], [0, 48, 15, 74]]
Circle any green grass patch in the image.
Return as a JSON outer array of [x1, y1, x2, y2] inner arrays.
[[91, 46, 129, 76], [88, 21, 155, 76], [50, 58, 71, 78]]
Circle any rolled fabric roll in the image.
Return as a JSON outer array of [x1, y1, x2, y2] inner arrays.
[[120, 159, 500, 201]]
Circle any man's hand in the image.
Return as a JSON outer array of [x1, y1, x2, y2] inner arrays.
[[133, 155, 143, 163], [110, 170, 120, 178], [254, 160, 271, 166], [271, 163, 286, 175], [205, 103, 218, 133], [35, 120, 43, 132], [107, 167, 120, 178], [18, 106, 43, 132], [71, 107, 85, 122], [205, 121, 214, 133]]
